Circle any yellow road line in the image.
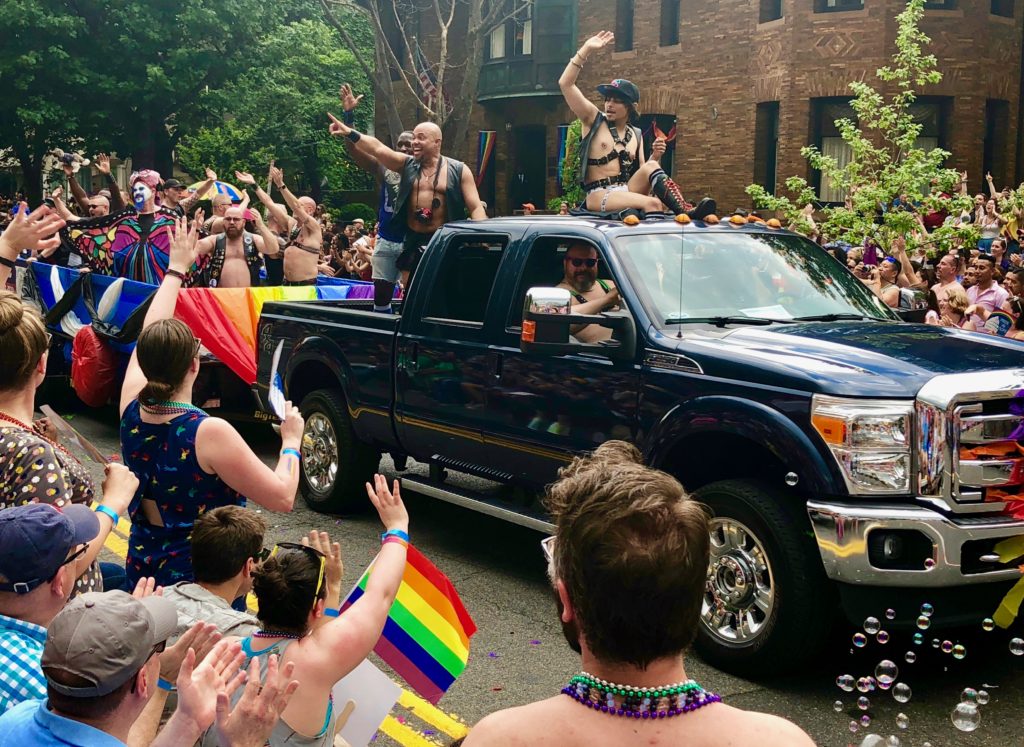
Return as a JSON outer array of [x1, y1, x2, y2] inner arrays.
[[106, 512, 466, 746], [398, 690, 468, 739], [379, 715, 443, 747]]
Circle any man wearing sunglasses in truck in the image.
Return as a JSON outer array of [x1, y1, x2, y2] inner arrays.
[[557, 242, 620, 343]]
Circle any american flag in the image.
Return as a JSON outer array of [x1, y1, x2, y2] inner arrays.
[[414, 39, 452, 116]]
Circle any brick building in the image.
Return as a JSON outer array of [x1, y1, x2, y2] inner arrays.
[[379, 0, 1024, 215]]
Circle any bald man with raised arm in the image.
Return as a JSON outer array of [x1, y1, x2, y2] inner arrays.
[[327, 114, 486, 288]]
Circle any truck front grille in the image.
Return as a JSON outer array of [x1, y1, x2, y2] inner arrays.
[[953, 401, 1024, 507]]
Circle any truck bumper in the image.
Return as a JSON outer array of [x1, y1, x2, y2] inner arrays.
[[806, 500, 1024, 588]]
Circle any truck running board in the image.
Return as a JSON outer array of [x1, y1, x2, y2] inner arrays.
[[400, 476, 554, 533]]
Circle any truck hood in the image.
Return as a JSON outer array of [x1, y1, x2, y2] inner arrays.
[[656, 322, 1024, 398]]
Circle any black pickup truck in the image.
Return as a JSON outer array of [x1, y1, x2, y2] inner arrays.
[[255, 215, 1024, 672]]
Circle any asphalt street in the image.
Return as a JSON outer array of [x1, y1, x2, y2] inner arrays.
[[58, 403, 1024, 747]]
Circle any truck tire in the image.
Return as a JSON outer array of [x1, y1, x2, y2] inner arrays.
[[692, 479, 833, 675], [298, 389, 380, 514]]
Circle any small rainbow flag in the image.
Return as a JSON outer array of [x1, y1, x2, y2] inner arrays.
[[341, 544, 476, 704]]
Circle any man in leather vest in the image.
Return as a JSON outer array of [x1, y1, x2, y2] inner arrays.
[[327, 115, 487, 289], [194, 206, 279, 288], [558, 31, 714, 221]]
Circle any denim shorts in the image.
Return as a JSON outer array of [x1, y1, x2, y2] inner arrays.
[[371, 238, 403, 284]]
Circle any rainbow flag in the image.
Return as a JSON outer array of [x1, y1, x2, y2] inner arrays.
[[476, 130, 496, 187], [341, 544, 476, 704]]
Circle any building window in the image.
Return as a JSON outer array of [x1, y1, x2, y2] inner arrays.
[[615, 0, 634, 51], [814, 0, 863, 12], [515, 1, 532, 55], [660, 0, 680, 46], [753, 102, 779, 194], [924, 0, 956, 8], [488, 24, 506, 60], [811, 98, 856, 203], [991, 0, 1014, 16], [983, 99, 1010, 189], [485, 0, 534, 61], [760, 0, 783, 22]]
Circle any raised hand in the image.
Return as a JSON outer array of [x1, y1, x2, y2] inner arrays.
[[304, 530, 343, 592], [176, 639, 247, 734], [168, 213, 200, 273], [94, 153, 111, 175], [214, 655, 300, 747], [582, 31, 614, 53], [269, 165, 285, 189], [205, 167, 218, 181], [50, 186, 63, 200], [235, 170, 256, 186], [327, 112, 352, 138], [100, 462, 140, 517], [365, 473, 409, 534], [131, 576, 158, 599], [0, 203, 66, 259], [651, 137, 666, 160], [340, 84, 364, 112], [160, 622, 221, 683]]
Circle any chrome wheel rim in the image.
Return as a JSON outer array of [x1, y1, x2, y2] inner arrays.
[[302, 413, 338, 493], [701, 517, 775, 646]]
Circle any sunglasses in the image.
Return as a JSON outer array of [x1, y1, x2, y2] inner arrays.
[[567, 258, 598, 268], [540, 535, 556, 564], [260, 542, 326, 603], [191, 337, 202, 358]]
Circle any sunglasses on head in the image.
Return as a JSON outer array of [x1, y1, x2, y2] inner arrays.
[[567, 257, 598, 268], [540, 535, 556, 564], [191, 336, 202, 358], [259, 542, 327, 604]]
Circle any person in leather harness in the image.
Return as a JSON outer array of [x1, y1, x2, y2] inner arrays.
[[193, 207, 280, 288], [559, 31, 715, 220], [556, 242, 619, 343], [326, 115, 487, 289]]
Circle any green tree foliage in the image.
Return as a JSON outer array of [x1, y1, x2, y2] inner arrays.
[[747, 0, 977, 257], [177, 17, 375, 205], [547, 119, 584, 210]]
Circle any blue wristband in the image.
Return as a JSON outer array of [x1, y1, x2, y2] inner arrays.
[[381, 528, 410, 543], [282, 448, 301, 460], [158, 677, 177, 692], [94, 505, 119, 525], [324, 607, 340, 618], [342, 110, 356, 126]]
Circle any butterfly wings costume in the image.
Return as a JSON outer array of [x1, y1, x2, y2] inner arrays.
[[61, 207, 179, 284]]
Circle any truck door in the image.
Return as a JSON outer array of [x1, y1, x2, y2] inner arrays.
[[482, 235, 641, 485], [395, 234, 512, 470]]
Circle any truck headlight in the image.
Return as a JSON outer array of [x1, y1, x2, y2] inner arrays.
[[811, 395, 913, 494]]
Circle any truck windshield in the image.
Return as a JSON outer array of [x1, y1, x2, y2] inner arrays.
[[613, 232, 897, 327]]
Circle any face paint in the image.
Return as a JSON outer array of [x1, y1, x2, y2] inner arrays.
[[132, 183, 152, 210]]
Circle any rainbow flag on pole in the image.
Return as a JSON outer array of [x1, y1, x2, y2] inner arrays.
[[340, 545, 477, 704]]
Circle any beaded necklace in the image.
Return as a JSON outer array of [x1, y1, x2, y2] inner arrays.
[[0, 410, 78, 463], [562, 672, 721, 719], [140, 400, 204, 416], [252, 630, 306, 641]]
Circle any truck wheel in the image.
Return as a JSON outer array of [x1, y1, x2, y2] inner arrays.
[[692, 479, 833, 674], [299, 389, 380, 514]]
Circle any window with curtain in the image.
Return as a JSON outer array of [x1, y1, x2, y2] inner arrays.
[[488, 24, 506, 60], [819, 138, 853, 202], [515, 1, 532, 55], [812, 99, 856, 203]]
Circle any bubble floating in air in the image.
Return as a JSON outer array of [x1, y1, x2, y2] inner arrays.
[[858, 736, 884, 747], [853, 632, 867, 647], [857, 695, 870, 711], [981, 617, 995, 632], [885, 608, 896, 620], [952, 644, 966, 660], [864, 616, 881, 635], [977, 689, 990, 705], [860, 714, 872, 727], [916, 615, 931, 630], [924, 558, 935, 569], [912, 632, 923, 645], [834, 699, 844, 712], [885, 737, 901, 747], [931, 638, 941, 649], [951, 702, 981, 732], [837, 674, 855, 691], [941, 640, 953, 654], [1010, 637, 1024, 656], [904, 651, 916, 664], [892, 682, 912, 703], [849, 720, 860, 733], [876, 630, 890, 644], [895, 712, 909, 729], [960, 687, 977, 704], [874, 660, 898, 686], [920, 602, 934, 617], [857, 677, 872, 693]]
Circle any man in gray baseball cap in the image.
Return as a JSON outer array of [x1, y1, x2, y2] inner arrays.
[[0, 503, 99, 713]]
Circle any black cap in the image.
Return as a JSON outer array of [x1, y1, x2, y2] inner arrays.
[[161, 179, 184, 190], [596, 79, 640, 105]]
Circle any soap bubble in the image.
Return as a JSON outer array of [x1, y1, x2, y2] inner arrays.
[[960, 687, 977, 704], [981, 617, 995, 631], [874, 660, 898, 686], [941, 640, 953, 654], [904, 651, 916, 664], [833, 699, 844, 712], [951, 702, 981, 732], [912, 632, 923, 645], [863, 616, 881, 634], [857, 696, 870, 711], [1010, 637, 1024, 655], [876, 630, 890, 644], [922, 743, 932, 747], [915, 615, 931, 630], [837, 674, 855, 691], [924, 558, 935, 569], [858, 737, 884, 747], [849, 720, 860, 733], [931, 638, 941, 649], [857, 676, 872, 693], [853, 632, 868, 647], [885, 737, 901, 747], [920, 602, 934, 616], [895, 712, 909, 729], [977, 689, 990, 705], [892, 682, 912, 703], [860, 714, 872, 727], [885, 608, 896, 620], [952, 644, 966, 660]]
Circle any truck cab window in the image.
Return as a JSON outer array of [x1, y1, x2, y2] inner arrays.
[[421, 237, 507, 325], [509, 238, 615, 329]]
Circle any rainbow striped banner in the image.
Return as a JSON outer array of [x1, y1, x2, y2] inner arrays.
[[556, 124, 569, 193], [476, 131, 496, 187], [341, 544, 476, 704]]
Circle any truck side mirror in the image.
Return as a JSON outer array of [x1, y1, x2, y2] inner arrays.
[[520, 287, 635, 360]]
